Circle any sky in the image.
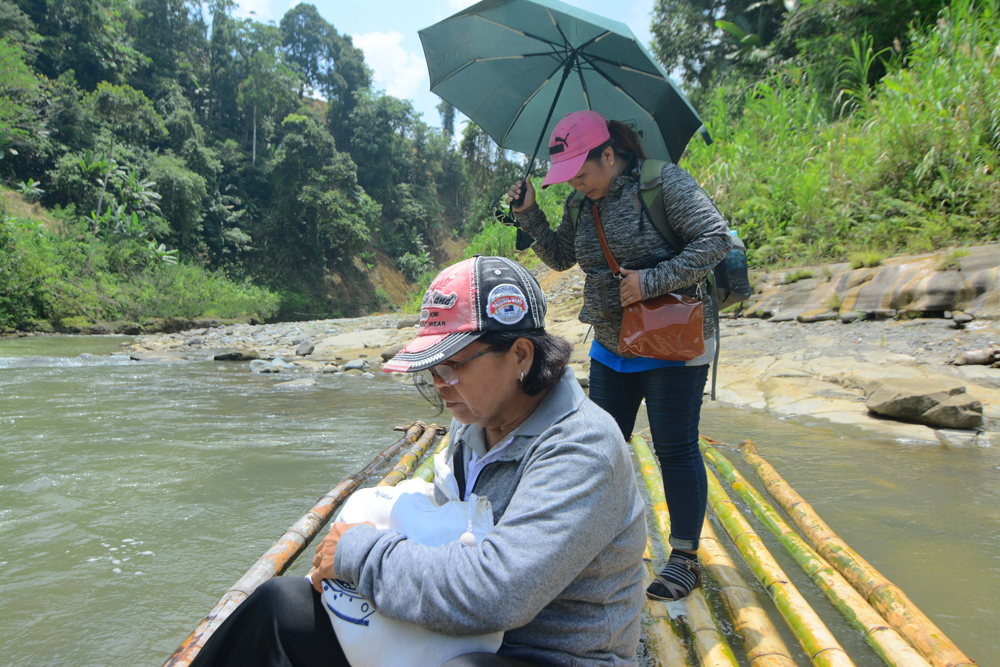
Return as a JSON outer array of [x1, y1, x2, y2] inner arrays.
[[233, 0, 660, 133]]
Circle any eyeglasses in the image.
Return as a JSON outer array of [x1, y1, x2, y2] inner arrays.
[[425, 347, 494, 386]]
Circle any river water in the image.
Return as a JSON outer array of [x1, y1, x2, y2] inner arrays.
[[1, 336, 997, 666]]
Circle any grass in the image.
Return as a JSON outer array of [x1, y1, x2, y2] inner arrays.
[[849, 251, 885, 269], [939, 248, 971, 271], [784, 269, 814, 283], [684, 0, 1000, 269]]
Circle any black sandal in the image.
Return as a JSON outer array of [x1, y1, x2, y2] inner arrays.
[[646, 553, 703, 601]]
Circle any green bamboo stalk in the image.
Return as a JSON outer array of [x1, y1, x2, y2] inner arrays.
[[704, 464, 856, 667], [631, 436, 740, 667], [739, 440, 977, 667], [412, 433, 450, 482], [701, 441, 932, 667], [377, 422, 441, 487], [699, 516, 799, 667]]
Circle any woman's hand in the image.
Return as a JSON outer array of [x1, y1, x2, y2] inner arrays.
[[310, 521, 373, 592], [505, 176, 536, 213], [619, 268, 644, 307]]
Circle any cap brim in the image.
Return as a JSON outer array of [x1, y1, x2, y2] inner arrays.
[[381, 331, 483, 373], [541, 152, 588, 188]]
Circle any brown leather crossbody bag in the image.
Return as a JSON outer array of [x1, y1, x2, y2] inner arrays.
[[591, 202, 704, 361]]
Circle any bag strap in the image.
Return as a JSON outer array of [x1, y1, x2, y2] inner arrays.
[[591, 203, 622, 277]]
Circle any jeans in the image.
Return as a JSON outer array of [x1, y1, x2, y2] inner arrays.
[[588, 360, 709, 551]]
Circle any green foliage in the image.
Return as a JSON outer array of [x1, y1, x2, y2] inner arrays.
[[148, 153, 206, 252], [683, 0, 1000, 269], [0, 207, 278, 327], [784, 269, 813, 283], [463, 221, 517, 260], [849, 251, 885, 269]]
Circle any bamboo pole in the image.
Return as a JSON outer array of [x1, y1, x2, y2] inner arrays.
[[704, 465, 856, 667], [643, 556, 697, 666], [631, 436, 740, 667], [377, 423, 443, 487], [412, 433, 450, 482], [739, 440, 977, 667], [699, 516, 799, 667], [163, 422, 427, 667], [701, 441, 932, 667]]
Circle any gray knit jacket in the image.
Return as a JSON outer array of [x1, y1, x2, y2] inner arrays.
[[334, 369, 647, 666], [518, 160, 732, 354]]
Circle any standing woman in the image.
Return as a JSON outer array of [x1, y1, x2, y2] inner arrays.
[[507, 110, 731, 601]]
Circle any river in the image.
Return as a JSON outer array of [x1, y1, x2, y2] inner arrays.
[[1, 336, 996, 666]]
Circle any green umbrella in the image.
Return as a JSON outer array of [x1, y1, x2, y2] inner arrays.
[[418, 0, 709, 167]]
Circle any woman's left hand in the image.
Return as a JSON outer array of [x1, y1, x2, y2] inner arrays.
[[310, 521, 373, 592], [618, 268, 644, 307]]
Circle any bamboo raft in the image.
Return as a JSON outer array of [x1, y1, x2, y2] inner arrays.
[[162, 424, 977, 667]]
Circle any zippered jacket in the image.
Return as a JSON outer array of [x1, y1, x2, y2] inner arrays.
[[517, 160, 732, 355], [335, 369, 647, 666]]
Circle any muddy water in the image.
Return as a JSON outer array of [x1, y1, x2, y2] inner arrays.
[[1, 337, 996, 666]]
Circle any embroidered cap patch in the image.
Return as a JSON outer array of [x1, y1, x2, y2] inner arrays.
[[487, 284, 528, 325]]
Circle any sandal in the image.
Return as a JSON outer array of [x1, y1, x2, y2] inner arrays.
[[646, 553, 703, 601]]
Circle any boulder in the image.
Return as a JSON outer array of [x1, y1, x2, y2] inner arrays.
[[397, 314, 420, 328], [865, 378, 983, 428], [381, 342, 405, 361], [186, 336, 205, 346], [839, 311, 861, 324], [295, 340, 315, 356], [213, 348, 260, 361], [923, 394, 983, 429], [250, 359, 280, 374], [344, 359, 369, 372], [344, 368, 363, 376], [953, 311, 974, 325], [361, 372, 376, 379]]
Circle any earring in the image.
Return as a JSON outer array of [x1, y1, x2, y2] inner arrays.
[[519, 371, 524, 382]]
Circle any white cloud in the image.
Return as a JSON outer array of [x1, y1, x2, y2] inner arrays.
[[352, 31, 428, 101]]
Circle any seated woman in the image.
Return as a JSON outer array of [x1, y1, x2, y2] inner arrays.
[[190, 256, 647, 667]]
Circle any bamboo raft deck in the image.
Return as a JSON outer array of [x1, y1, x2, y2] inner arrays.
[[163, 423, 977, 667]]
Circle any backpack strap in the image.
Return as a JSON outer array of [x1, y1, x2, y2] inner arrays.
[[638, 159, 685, 254], [568, 190, 586, 226]]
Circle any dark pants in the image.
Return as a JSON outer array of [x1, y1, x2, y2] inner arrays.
[[189, 577, 535, 667], [589, 360, 709, 551]]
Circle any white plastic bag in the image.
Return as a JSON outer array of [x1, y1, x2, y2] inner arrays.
[[320, 451, 501, 667]]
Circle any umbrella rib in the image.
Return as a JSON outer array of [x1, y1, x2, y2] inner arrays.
[[471, 14, 563, 50], [498, 60, 565, 148], [431, 52, 562, 90], [579, 54, 658, 125], [577, 66, 591, 110], [577, 50, 662, 79]]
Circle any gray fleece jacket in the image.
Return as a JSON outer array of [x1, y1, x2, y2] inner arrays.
[[518, 159, 732, 355], [334, 369, 647, 666]]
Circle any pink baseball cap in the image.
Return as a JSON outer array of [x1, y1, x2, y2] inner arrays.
[[541, 110, 610, 188], [382, 256, 547, 373]]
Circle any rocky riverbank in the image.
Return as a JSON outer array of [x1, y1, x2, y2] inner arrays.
[[122, 245, 1000, 446]]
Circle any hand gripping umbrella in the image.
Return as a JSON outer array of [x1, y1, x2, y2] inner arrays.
[[419, 0, 711, 249]]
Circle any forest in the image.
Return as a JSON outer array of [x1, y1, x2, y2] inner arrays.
[[1, 0, 998, 330]]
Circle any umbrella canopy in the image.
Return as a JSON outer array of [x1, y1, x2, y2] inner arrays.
[[418, 0, 709, 165]]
